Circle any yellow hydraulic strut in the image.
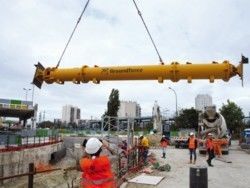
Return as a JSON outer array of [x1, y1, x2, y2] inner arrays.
[[32, 56, 248, 88]]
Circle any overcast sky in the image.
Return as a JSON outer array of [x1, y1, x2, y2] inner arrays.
[[0, 0, 250, 121]]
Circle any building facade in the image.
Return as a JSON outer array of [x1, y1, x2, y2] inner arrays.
[[195, 94, 213, 112], [118, 101, 141, 118], [62, 105, 81, 125]]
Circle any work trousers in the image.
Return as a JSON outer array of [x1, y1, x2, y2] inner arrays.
[[207, 148, 215, 164], [143, 149, 148, 164], [189, 148, 197, 161], [162, 147, 166, 154]]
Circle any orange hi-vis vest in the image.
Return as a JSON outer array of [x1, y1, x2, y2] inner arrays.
[[160, 139, 168, 147], [206, 138, 213, 150], [80, 156, 115, 188], [188, 137, 196, 149]]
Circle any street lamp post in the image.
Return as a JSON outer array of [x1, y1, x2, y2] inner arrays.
[[168, 87, 178, 117], [31, 84, 35, 104], [162, 108, 169, 120], [23, 88, 31, 101]]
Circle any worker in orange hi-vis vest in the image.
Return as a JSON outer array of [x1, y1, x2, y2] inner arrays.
[[206, 133, 215, 167], [79, 137, 116, 188], [160, 135, 168, 159], [187, 132, 198, 164]]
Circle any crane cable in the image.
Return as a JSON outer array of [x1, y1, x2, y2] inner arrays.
[[132, 0, 164, 64], [55, 0, 163, 67], [55, 0, 91, 68]]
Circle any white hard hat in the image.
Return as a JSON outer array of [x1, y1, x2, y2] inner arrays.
[[85, 138, 103, 155], [208, 133, 213, 136], [190, 132, 194, 136], [162, 135, 165, 137]]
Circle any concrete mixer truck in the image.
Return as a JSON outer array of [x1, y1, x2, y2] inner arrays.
[[198, 106, 230, 155]]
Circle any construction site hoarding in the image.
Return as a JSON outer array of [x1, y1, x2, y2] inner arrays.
[[0, 98, 33, 110]]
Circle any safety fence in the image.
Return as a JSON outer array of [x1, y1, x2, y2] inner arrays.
[[99, 116, 145, 186], [0, 135, 62, 152], [17, 129, 59, 137], [116, 140, 150, 187], [0, 129, 60, 152], [117, 147, 145, 171]]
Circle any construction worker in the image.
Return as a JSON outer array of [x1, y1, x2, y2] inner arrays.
[[81, 139, 89, 158], [187, 132, 198, 164], [83, 138, 115, 156], [138, 136, 144, 164], [160, 135, 168, 159], [79, 137, 115, 188], [139, 135, 149, 164], [206, 133, 215, 167], [62, 139, 89, 175], [213, 139, 222, 158]]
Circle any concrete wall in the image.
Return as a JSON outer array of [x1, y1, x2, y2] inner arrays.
[[0, 142, 62, 184]]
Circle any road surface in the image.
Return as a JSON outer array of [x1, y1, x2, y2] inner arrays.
[[125, 141, 250, 188]]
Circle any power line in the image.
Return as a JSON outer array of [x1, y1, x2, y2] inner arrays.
[[132, 0, 164, 63], [56, 0, 91, 68]]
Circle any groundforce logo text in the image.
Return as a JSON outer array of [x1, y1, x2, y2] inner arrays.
[[101, 68, 143, 74]]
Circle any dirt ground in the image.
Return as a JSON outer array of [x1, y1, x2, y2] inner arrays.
[[124, 140, 250, 188]]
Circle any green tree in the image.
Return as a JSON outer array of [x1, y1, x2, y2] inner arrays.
[[106, 89, 120, 117], [219, 100, 244, 136], [175, 108, 199, 130], [103, 89, 120, 129], [145, 122, 153, 132], [169, 123, 179, 131], [246, 120, 250, 128], [68, 122, 77, 129], [38, 121, 54, 128]]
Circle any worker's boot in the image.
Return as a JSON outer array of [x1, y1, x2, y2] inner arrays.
[[189, 159, 192, 164], [193, 159, 196, 164], [207, 159, 213, 167], [163, 153, 166, 159]]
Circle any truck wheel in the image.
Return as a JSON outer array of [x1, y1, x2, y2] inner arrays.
[[199, 150, 206, 155], [222, 150, 229, 155]]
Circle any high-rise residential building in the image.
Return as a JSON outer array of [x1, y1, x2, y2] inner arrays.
[[195, 94, 213, 112], [62, 105, 81, 125], [118, 101, 141, 118], [136, 104, 141, 117]]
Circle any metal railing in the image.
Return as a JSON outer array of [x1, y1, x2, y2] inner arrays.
[[0, 135, 62, 152]]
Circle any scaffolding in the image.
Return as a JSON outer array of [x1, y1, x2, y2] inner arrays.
[[100, 116, 143, 185]]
